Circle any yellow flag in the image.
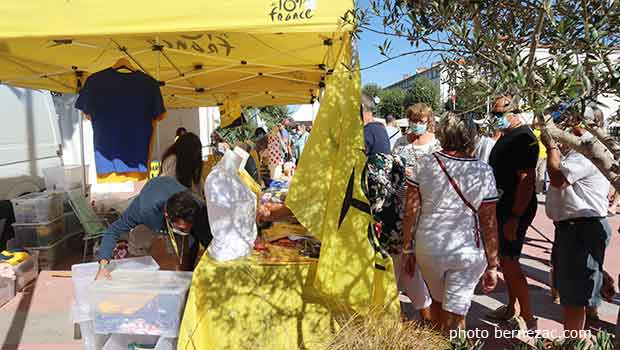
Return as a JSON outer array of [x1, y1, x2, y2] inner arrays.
[[286, 39, 399, 317], [219, 95, 243, 128]]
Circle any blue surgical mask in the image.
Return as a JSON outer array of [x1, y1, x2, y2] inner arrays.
[[409, 121, 427, 135], [492, 111, 513, 130], [496, 116, 511, 130]]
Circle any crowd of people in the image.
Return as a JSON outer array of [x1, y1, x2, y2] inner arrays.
[[94, 119, 310, 274], [89, 93, 613, 340], [363, 93, 614, 338]]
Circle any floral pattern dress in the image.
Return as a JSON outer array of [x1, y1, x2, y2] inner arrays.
[[365, 136, 441, 255], [365, 153, 406, 255], [393, 137, 442, 202]]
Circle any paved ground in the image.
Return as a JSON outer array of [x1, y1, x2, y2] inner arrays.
[[0, 271, 82, 350], [1, 200, 619, 349], [465, 199, 620, 349]]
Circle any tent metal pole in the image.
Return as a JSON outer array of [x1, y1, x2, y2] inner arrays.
[[164, 48, 325, 74], [165, 63, 241, 84], [166, 75, 257, 93], [111, 39, 151, 75], [238, 92, 267, 103], [260, 73, 318, 85], [167, 94, 215, 106], [166, 84, 196, 91], [156, 37, 161, 162], [78, 111, 87, 196]]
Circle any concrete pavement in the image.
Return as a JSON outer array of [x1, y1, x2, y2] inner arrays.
[[467, 201, 620, 349], [1, 200, 619, 349]]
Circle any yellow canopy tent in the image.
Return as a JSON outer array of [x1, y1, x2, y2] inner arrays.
[[0, 2, 399, 348], [0, 0, 350, 108]]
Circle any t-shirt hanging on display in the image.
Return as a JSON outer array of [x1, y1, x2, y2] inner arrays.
[[75, 68, 166, 176]]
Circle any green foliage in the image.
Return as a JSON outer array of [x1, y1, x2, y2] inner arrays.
[[529, 331, 614, 350], [346, 0, 620, 120], [377, 88, 406, 118], [216, 105, 290, 145], [363, 83, 383, 99], [258, 105, 290, 130], [453, 80, 488, 116], [404, 76, 441, 111], [449, 335, 484, 350]]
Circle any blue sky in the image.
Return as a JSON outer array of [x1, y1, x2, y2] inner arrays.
[[356, 0, 440, 87]]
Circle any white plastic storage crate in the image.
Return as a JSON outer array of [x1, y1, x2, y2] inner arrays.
[[13, 251, 38, 291], [0, 277, 15, 307], [26, 231, 83, 270], [0, 252, 38, 307], [88, 270, 192, 337], [12, 215, 65, 247], [11, 191, 63, 224], [43, 165, 87, 191], [71, 256, 160, 323]]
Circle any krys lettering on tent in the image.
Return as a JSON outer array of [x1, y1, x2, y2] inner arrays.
[[269, 0, 315, 22], [146, 34, 234, 56]]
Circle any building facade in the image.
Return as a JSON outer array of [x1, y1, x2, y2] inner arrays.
[[384, 62, 452, 105]]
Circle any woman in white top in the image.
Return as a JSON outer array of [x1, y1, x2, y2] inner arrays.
[[401, 112, 500, 333], [393, 103, 442, 176], [391, 103, 440, 322], [160, 132, 204, 196]]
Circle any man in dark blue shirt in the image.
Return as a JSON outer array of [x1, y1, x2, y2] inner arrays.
[[362, 93, 390, 155], [95, 176, 212, 279]]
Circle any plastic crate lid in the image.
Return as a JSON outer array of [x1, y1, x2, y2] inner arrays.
[[11, 214, 64, 227], [71, 256, 160, 276], [88, 270, 192, 295], [11, 191, 62, 202]]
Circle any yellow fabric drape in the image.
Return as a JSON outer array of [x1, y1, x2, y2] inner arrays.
[[219, 95, 243, 128], [178, 247, 335, 350], [178, 42, 397, 350], [285, 39, 399, 317], [238, 168, 262, 207]]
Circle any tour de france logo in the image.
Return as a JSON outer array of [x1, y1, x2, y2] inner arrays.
[[269, 0, 316, 22]]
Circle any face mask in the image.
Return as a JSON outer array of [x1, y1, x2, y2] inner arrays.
[[492, 112, 512, 130], [166, 217, 190, 236], [496, 116, 511, 130], [409, 121, 427, 135]]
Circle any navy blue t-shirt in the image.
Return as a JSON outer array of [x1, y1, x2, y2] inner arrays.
[[364, 122, 391, 155], [75, 68, 166, 174]]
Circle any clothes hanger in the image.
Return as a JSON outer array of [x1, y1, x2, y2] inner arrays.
[[112, 58, 135, 72]]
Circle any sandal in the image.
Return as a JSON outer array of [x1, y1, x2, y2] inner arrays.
[[586, 306, 600, 321], [508, 316, 538, 332], [486, 305, 517, 321], [601, 271, 616, 302]]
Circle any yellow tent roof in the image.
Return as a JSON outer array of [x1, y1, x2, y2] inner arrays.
[[0, 1, 352, 107]]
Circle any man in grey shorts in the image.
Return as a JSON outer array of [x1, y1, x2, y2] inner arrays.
[[541, 125, 611, 334]]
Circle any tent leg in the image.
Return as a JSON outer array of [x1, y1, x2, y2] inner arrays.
[[78, 111, 87, 196]]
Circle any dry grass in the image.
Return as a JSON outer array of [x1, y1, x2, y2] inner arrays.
[[323, 313, 450, 350]]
